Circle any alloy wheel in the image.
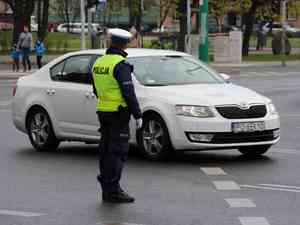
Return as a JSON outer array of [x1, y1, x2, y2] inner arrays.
[[30, 112, 50, 146], [142, 120, 164, 156]]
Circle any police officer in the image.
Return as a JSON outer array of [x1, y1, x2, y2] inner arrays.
[[92, 28, 143, 203]]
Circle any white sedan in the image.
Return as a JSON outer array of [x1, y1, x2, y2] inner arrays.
[[12, 49, 280, 160]]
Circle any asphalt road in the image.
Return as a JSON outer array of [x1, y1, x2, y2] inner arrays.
[[0, 66, 300, 225]]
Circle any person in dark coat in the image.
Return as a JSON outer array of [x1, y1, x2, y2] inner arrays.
[[92, 28, 142, 203]]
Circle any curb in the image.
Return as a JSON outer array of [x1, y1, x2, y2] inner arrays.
[[0, 71, 34, 80], [0, 74, 28, 80]]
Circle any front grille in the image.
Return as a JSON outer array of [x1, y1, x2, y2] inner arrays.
[[211, 130, 276, 144], [216, 105, 267, 119]]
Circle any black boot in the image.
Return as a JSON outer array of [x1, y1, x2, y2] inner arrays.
[[102, 190, 135, 203]]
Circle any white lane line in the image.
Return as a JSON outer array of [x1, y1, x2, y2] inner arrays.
[[0, 82, 14, 88], [200, 167, 227, 176], [241, 184, 300, 193], [225, 198, 256, 208], [0, 100, 11, 106], [213, 181, 240, 190], [97, 223, 145, 225], [239, 217, 270, 225], [280, 114, 300, 118], [273, 148, 300, 155], [0, 210, 45, 217], [260, 184, 300, 190]]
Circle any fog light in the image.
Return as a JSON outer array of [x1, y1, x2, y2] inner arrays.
[[188, 133, 214, 143], [273, 129, 280, 138]]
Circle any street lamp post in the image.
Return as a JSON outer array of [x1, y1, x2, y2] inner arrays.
[[141, 0, 144, 48], [80, 0, 86, 50], [186, 0, 191, 54], [281, 0, 287, 67], [199, 0, 209, 62]]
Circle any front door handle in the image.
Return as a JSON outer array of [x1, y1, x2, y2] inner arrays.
[[85, 92, 96, 99], [90, 92, 96, 98], [46, 89, 56, 96]]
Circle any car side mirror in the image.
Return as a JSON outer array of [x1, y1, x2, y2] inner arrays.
[[220, 73, 231, 82]]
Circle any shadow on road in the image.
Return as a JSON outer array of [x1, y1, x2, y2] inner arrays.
[[14, 143, 276, 170]]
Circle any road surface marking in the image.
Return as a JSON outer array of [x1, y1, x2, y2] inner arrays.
[[0, 210, 45, 217], [200, 167, 227, 175], [280, 114, 300, 118], [239, 217, 270, 225], [241, 184, 300, 193], [213, 181, 240, 190], [0, 100, 11, 106], [225, 198, 256, 208], [273, 148, 300, 155], [260, 184, 300, 190], [239, 71, 300, 78], [97, 223, 145, 225]]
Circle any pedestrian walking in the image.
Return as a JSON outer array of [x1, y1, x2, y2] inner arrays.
[[17, 26, 33, 72], [34, 39, 45, 69], [256, 24, 266, 51], [92, 28, 143, 203], [10, 44, 20, 72], [128, 26, 139, 48]]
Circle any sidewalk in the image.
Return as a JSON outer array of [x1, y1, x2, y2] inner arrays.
[[0, 54, 60, 65], [0, 54, 299, 79]]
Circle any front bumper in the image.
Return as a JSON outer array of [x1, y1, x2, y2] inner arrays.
[[168, 113, 280, 150]]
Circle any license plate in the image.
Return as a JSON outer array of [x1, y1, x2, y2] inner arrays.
[[232, 121, 265, 133]]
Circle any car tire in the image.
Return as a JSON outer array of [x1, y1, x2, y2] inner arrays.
[[137, 114, 172, 160], [27, 109, 60, 151], [238, 145, 271, 157]]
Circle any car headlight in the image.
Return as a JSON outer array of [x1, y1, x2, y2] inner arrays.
[[175, 105, 214, 118], [268, 103, 278, 115]]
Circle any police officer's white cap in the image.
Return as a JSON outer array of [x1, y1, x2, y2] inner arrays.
[[108, 28, 133, 44]]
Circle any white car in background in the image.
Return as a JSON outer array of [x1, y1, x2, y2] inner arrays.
[[12, 49, 280, 160], [57, 23, 101, 34], [262, 22, 300, 37]]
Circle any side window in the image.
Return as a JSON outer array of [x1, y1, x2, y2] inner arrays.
[[90, 55, 101, 70], [88, 55, 102, 84], [50, 61, 65, 80], [50, 55, 92, 84]]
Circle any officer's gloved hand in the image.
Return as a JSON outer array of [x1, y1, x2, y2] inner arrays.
[[136, 118, 143, 129]]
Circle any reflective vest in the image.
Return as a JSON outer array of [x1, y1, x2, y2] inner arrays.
[[92, 54, 127, 112]]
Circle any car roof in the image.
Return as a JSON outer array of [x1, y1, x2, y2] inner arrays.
[[63, 48, 189, 58]]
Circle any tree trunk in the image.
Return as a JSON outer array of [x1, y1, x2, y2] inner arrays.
[[4, 0, 35, 44], [136, 0, 142, 32], [37, 0, 42, 38], [242, 0, 258, 56], [64, 0, 70, 32], [13, 2, 26, 43], [128, 0, 141, 31], [38, 0, 49, 41], [177, 0, 187, 52], [128, 0, 134, 27]]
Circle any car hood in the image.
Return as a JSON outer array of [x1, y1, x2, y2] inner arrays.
[[146, 83, 270, 106]]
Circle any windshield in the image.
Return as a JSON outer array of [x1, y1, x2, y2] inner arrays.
[[128, 56, 225, 86]]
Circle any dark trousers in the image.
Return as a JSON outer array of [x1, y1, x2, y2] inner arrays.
[[97, 110, 130, 193], [22, 47, 31, 71], [36, 55, 43, 69], [12, 59, 19, 71]]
